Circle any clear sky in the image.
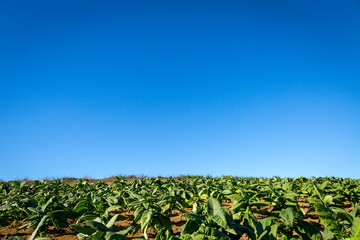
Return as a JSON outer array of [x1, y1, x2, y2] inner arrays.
[[1, 1, 360, 181]]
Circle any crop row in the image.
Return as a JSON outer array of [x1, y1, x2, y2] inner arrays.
[[1, 176, 360, 240]]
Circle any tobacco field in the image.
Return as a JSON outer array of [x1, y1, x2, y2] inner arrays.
[[1, 176, 360, 240]]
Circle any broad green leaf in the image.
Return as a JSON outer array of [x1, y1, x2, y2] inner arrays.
[[134, 207, 144, 223], [70, 223, 97, 235], [181, 219, 200, 235], [222, 190, 232, 195], [279, 207, 295, 227], [41, 196, 56, 212], [322, 228, 334, 239], [332, 207, 353, 224], [351, 217, 360, 240], [107, 196, 119, 205], [93, 217, 102, 223], [162, 203, 171, 213], [250, 201, 271, 208], [27, 207, 44, 215], [226, 223, 252, 237], [51, 219, 60, 230], [85, 221, 111, 232], [181, 213, 205, 223], [269, 223, 279, 240], [158, 213, 172, 232], [193, 226, 230, 240], [260, 216, 277, 228], [191, 234, 227, 240], [140, 209, 153, 231], [350, 203, 360, 218], [294, 220, 322, 240], [76, 214, 98, 224], [92, 230, 106, 240], [259, 217, 278, 240], [105, 231, 126, 240], [323, 195, 333, 205], [106, 205, 123, 215], [313, 200, 346, 239], [211, 209, 228, 229], [118, 226, 134, 235], [207, 198, 221, 216], [48, 210, 68, 222], [76, 233, 91, 240], [192, 202, 198, 213], [106, 214, 120, 229]]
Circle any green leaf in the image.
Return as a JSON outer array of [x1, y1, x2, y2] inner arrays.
[[28, 207, 44, 215], [313, 200, 346, 239], [85, 221, 111, 232], [162, 203, 171, 213], [207, 198, 221, 216], [222, 190, 232, 195], [181, 219, 200, 235], [258, 217, 278, 240], [294, 220, 322, 240], [107, 196, 119, 205], [211, 209, 228, 229], [193, 226, 230, 240], [350, 203, 360, 218], [257, 230, 268, 240], [158, 213, 172, 232], [105, 231, 126, 240], [323, 195, 333, 205], [332, 207, 353, 224], [226, 223, 252, 237], [143, 225, 149, 239], [23, 215, 42, 222], [279, 207, 295, 227], [106, 205, 123, 215], [70, 223, 97, 235], [269, 223, 279, 240], [41, 196, 56, 212], [351, 217, 360, 240], [118, 226, 134, 235], [134, 207, 144, 223], [191, 235, 224, 240], [322, 228, 334, 239], [76, 233, 91, 240], [76, 214, 99, 224], [181, 213, 206, 223], [140, 209, 153, 231], [92, 230, 106, 240], [48, 210, 69, 223], [18, 222, 33, 230], [249, 201, 272, 208], [106, 214, 120, 229]]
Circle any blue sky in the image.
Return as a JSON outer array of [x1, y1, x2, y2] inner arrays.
[[1, 1, 360, 180]]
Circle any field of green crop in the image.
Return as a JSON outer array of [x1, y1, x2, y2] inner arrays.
[[1, 176, 360, 240]]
